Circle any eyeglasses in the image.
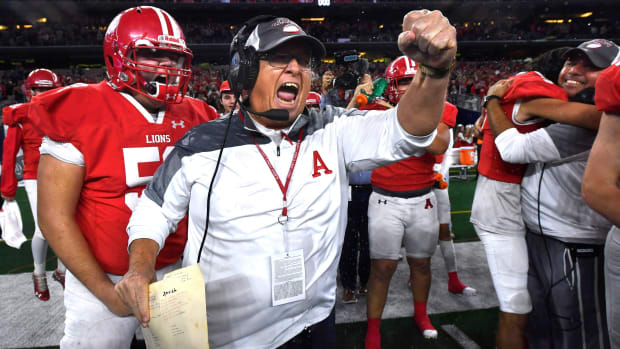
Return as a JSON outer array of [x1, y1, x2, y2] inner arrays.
[[259, 52, 314, 71]]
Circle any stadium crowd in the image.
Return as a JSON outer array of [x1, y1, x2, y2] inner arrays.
[[0, 16, 618, 47], [0, 59, 527, 114]]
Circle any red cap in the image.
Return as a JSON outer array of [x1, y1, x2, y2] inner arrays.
[[219, 80, 231, 93], [306, 91, 321, 106]]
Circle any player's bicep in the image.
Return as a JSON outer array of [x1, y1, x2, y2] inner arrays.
[[519, 98, 601, 130], [37, 154, 85, 235]]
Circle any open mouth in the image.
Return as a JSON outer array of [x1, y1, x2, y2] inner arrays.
[[562, 77, 585, 89], [276, 82, 299, 105], [154, 75, 167, 84]]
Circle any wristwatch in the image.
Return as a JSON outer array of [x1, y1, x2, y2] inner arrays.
[[482, 95, 501, 108]]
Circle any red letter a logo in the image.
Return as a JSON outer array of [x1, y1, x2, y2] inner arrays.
[[424, 198, 433, 209], [312, 150, 333, 178]]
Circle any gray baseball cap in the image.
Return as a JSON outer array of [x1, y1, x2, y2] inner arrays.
[[565, 39, 619, 69], [245, 17, 326, 58]]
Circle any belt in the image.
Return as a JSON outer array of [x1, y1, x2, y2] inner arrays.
[[351, 184, 372, 190], [372, 184, 433, 198]]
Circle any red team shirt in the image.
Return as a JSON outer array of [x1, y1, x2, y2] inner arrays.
[[595, 60, 620, 113], [30, 81, 219, 275], [477, 71, 568, 183], [372, 101, 458, 191], [1, 103, 44, 197]]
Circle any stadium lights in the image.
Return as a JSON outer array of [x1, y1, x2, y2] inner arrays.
[[379, 24, 384, 29], [579, 12, 593, 18], [545, 19, 565, 24], [0, 25, 7, 31], [23, 24, 32, 29], [301, 17, 325, 22], [36, 17, 47, 23]]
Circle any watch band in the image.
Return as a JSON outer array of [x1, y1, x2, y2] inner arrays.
[[482, 95, 501, 108], [417, 61, 454, 79]]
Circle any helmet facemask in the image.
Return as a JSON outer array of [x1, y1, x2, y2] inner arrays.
[[119, 40, 193, 104]]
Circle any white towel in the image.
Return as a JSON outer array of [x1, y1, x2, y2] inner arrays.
[[0, 200, 26, 249]]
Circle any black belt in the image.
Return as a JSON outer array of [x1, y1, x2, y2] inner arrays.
[[372, 184, 433, 198], [351, 184, 372, 190], [533, 231, 605, 257]]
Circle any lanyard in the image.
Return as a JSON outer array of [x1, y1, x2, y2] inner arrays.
[[251, 129, 304, 225]]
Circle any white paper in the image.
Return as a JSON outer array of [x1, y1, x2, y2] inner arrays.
[[142, 264, 209, 349], [271, 249, 306, 306]]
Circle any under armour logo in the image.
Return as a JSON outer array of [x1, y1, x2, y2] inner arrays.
[[424, 198, 433, 209], [378, 199, 387, 205], [166, 93, 174, 101], [171, 120, 185, 129]]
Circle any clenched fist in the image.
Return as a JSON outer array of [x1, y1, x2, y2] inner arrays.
[[398, 10, 457, 70]]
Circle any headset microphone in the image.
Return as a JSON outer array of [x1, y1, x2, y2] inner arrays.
[[241, 105, 290, 121]]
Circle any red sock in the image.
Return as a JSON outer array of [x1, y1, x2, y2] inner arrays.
[[448, 271, 467, 294], [413, 301, 435, 332], [365, 318, 381, 349]]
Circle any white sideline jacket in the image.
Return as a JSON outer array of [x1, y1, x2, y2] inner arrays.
[[495, 124, 611, 244], [127, 105, 436, 348]]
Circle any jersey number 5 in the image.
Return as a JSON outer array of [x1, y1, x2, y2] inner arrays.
[[123, 146, 173, 210]]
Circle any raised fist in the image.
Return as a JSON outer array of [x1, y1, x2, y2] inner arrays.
[[398, 10, 457, 70]]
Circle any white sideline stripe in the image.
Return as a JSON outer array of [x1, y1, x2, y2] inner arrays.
[[441, 324, 481, 349]]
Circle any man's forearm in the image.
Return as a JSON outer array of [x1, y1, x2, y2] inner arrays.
[[485, 98, 513, 138], [397, 71, 449, 136], [128, 238, 159, 273]]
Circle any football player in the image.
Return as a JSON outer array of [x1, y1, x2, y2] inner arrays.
[[364, 56, 455, 347], [1, 68, 63, 301], [33, 6, 219, 348]]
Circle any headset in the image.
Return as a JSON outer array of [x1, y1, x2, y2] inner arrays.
[[228, 14, 289, 121], [228, 15, 277, 98]]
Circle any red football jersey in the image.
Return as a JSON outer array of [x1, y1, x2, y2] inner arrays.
[[30, 81, 219, 274], [595, 61, 620, 114], [1, 123, 23, 197], [478, 71, 567, 183], [2, 102, 44, 181], [372, 101, 455, 191]]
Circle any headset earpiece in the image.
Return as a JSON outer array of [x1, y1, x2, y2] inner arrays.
[[228, 15, 276, 97]]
